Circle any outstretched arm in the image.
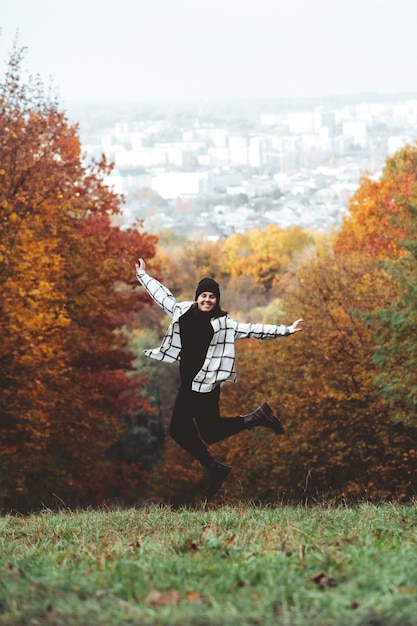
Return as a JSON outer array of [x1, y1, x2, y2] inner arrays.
[[135, 257, 178, 317], [233, 316, 305, 340]]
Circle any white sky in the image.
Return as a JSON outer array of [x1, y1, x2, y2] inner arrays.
[[1, 0, 416, 103]]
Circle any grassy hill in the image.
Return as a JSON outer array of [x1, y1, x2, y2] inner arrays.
[[1, 502, 417, 625]]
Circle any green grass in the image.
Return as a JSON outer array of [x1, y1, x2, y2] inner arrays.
[[1, 502, 417, 625]]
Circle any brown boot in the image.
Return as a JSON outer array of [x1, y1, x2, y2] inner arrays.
[[241, 402, 284, 435], [206, 459, 232, 496]]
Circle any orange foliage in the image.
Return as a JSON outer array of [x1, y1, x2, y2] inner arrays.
[[222, 224, 314, 290], [335, 142, 417, 259], [0, 43, 158, 510], [147, 154, 417, 503], [216, 252, 417, 502]]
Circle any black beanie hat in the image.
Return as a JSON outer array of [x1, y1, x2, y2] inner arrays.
[[195, 277, 220, 302]]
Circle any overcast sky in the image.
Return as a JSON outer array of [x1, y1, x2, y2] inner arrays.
[[1, 0, 416, 104]]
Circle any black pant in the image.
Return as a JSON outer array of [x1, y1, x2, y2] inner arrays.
[[169, 386, 247, 466]]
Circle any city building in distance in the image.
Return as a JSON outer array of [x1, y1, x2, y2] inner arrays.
[[70, 95, 417, 239]]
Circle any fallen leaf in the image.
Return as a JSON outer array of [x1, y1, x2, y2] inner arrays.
[[119, 600, 135, 611], [145, 589, 181, 606], [185, 590, 204, 602]]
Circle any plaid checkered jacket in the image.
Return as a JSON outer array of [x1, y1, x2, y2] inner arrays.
[[136, 269, 292, 393]]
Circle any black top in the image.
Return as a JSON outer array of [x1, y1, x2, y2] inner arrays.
[[179, 305, 214, 388]]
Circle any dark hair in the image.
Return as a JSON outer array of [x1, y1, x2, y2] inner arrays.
[[212, 303, 227, 318]]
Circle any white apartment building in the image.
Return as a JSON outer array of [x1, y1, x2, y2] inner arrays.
[[287, 111, 321, 134], [342, 121, 367, 147], [106, 167, 152, 195], [151, 172, 209, 199], [387, 135, 411, 155], [392, 100, 417, 125], [229, 135, 248, 166], [248, 136, 270, 167]]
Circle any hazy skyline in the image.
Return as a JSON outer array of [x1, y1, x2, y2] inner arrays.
[[1, 0, 417, 105]]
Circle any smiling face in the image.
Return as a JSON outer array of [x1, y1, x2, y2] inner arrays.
[[196, 291, 217, 313]]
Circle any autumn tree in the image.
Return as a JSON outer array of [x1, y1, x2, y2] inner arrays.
[[147, 142, 417, 504], [215, 250, 417, 502], [335, 142, 417, 259], [371, 240, 417, 429], [0, 42, 158, 510], [222, 224, 314, 290], [214, 143, 417, 503], [335, 142, 417, 429]]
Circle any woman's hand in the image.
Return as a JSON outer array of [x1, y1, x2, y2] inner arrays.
[[136, 257, 146, 272], [289, 318, 304, 333]]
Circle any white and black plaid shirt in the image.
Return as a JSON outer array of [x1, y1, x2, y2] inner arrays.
[[136, 270, 293, 393]]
